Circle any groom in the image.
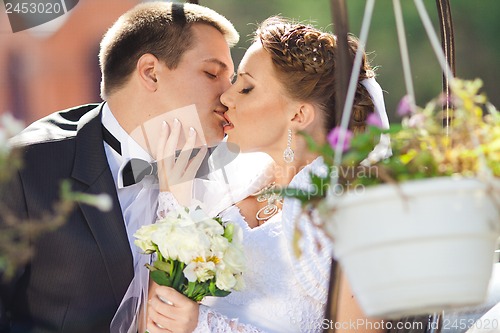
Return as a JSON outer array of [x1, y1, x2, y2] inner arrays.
[[0, 2, 237, 332]]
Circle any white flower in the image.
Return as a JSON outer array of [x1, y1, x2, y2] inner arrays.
[[209, 234, 230, 261], [189, 205, 211, 223], [199, 218, 225, 237], [184, 260, 216, 282], [134, 205, 246, 298], [152, 215, 211, 263], [215, 267, 237, 291], [233, 273, 245, 291], [134, 223, 162, 253], [221, 241, 246, 274]]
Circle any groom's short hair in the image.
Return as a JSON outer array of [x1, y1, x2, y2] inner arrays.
[[98, 1, 238, 99]]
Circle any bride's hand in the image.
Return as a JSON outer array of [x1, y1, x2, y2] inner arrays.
[[156, 118, 208, 207], [146, 284, 199, 333]]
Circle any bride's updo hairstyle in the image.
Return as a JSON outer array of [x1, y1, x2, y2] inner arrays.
[[256, 17, 374, 133]]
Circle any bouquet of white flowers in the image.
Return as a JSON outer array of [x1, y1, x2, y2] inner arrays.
[[134, 206, 245, 302]]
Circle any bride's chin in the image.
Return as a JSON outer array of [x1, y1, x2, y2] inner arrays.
[[225, 134, 236, 144], [225, 135, 245, 150]]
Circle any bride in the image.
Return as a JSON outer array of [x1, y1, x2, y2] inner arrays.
[[141, 17, 389, 333]]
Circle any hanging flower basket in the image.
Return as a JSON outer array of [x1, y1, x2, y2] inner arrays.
[[328, 177, 500, 319], [282, 77, 500, 319]]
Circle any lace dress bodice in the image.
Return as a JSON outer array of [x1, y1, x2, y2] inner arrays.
[[193, 157, 333, 333], [113, 156, 332, 333]]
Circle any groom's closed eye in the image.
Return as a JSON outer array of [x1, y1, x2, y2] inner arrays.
[[205, 71, 218, 79]]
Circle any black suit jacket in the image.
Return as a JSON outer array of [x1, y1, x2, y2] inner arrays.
[[0, 104, 134, 332]]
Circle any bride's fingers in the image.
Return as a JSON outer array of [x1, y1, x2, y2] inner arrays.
[[157, 121, 171, 192], [162, 118, 182, 170], [147, 298, 175, 331], [173, 127, 198, 176], [146, 317, 173, 333], [156, 121, 170, 161], [183, 144, 208, 180]]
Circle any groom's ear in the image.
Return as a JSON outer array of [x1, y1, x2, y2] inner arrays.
[[137, 53, 160, 92], [290, 103, 316, 130]]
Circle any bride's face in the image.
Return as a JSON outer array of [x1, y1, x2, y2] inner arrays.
[[220, 42, 297, 156]]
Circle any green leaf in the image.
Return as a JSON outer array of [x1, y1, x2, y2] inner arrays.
[[212, 289, 231, 297], [310, 174, 328, 195], [341, 151, 365, 165], [171, 261, 186, 290], [185, 281, 197, 298], [223, 223, 234, 242], [145, 263, 157, 272], [385, 124, 403, 133], [208, 280, 216, 295], [150, 270, 172, 287], [153, 260, 172, 272]]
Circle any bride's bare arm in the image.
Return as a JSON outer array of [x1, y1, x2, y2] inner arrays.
[[336, 274, 386, 333]]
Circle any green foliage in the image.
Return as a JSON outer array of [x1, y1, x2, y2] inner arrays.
[[282, 79, 500, 207], [148, 257, 232, 302]]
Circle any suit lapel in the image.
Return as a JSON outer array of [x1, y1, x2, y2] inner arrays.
[[71, 103, 134, 305]]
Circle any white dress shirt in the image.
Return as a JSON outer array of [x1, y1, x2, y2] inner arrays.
[[101, 103, 159, 264]]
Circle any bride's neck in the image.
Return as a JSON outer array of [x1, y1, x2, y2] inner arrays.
[[272, 151, 320, 187]]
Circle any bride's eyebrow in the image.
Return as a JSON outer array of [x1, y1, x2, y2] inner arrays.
[[238, 72, 254, 79]]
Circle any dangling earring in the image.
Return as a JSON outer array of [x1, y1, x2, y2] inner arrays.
[[283, 129, 294, 163]]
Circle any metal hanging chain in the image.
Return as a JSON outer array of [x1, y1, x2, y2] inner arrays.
[[325, 2, 376, 332], [435, 0, 456, 127]]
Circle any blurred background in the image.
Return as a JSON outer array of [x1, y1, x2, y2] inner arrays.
[[0, 0, 499, 125]]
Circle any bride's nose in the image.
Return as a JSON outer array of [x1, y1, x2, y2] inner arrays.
[[220, 88, 235, 109]]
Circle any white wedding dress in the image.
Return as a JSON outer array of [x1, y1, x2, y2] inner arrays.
[[187, 152, 333, 333], [112, 149, 333, 333]]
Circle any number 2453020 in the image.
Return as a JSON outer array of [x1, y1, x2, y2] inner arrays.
[[441, 318, 498, 330], [5, 2, 63, 15]]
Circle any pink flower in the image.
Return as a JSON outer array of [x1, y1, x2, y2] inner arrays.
[[438, 92, 456, 109], [397, 95, 413, 117], [407, 113, 426, 128], [327, 127, 353, 152], [366, 113, 384, 129]]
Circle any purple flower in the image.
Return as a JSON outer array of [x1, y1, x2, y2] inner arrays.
[[366, 113, 384, 129], [327, 127, 353, 152], [397, 95, 413, 117]]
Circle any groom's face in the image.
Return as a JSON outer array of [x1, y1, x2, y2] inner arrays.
[[152, 23, 235, 147]]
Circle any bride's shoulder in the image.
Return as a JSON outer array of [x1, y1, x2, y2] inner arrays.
[[288, 157, 328, 189]]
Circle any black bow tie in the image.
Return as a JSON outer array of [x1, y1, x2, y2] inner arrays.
[[122, 159, 158, 187], [102, 125, 158, 187]]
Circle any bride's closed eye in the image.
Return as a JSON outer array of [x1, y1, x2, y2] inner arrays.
[[239, 87, 253, 94]]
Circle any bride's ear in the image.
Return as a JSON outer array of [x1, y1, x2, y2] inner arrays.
[[290, 103, 316, 130]]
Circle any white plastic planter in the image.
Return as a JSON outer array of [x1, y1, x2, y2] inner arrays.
[[328, 177, 500, 319]]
